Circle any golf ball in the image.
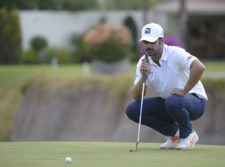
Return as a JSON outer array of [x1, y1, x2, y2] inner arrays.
[[65, 156, 72, 164]]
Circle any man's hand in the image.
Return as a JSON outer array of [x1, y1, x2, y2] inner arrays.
[[140, 59, 150, 76], [171, 88, 186, 96]]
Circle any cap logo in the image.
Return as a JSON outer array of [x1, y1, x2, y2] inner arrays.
[[145, 28, 151, 34]]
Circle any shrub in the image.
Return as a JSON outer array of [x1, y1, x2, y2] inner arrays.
[[70, 34, 91, 63], [20, 49, 39, 64], [39, 47, 72, 64], [30, 36, 48, 53], [0, 9, 21, 64], [83, 23, 132, 62]]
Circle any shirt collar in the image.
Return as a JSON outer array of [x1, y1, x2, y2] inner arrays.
[[149, 45, 168, 65], [160, 45, 168, 62]]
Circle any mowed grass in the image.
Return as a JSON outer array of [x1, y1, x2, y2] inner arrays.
[[0, 142, 225, 167]]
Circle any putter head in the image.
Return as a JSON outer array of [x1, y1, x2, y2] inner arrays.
[[129, 142, 139, 152], [136, 142, 139, 150], [129, 148, 137, 152]]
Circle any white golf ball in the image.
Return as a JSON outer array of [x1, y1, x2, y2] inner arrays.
[[65, 156, 72, 164]]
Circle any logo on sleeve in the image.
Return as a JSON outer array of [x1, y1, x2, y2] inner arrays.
[[145, 28, 151, 34], [187, 54, 193, 59]]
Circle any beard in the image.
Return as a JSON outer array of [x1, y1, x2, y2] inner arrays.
[[146, 48, 157, 57], [146, 45, 163, 62]]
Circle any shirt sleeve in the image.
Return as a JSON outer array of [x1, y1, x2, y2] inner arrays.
[[175, 47, 197, 70]]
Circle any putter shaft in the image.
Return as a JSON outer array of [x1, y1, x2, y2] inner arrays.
[[134, 82, 146, 150], [131, 54, 149, 152]]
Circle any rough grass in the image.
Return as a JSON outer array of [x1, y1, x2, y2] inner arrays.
[[0, 142, 225, 167]]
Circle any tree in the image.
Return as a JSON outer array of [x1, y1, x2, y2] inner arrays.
[[101, 0, 170, 10], [103, 0, 142, 10], [0, 9, 21, 64], [0, 0, 98, 11]]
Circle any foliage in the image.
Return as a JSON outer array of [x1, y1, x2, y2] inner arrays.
[[0, 8, 21, 64], [101, 0, 169, 10], [83, 23, 133, 62], [40, 47, 72, 64], [30, 36, 48, 53], [0, 0, 171, 11], [103, 0, 142, 10], [0, 0, 98, 10], [70, 34, 91, 63], [20, 49, 39, 64], [164, 35, 184, 47], [61, 0, 98, 11]]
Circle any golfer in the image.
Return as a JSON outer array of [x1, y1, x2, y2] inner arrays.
[[126, 23, 207, 150]]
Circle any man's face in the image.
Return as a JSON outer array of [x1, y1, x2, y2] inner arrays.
[[142, 38, 163, 57]]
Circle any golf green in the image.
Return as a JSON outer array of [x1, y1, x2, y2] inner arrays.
[[0, 142, 224, 167]]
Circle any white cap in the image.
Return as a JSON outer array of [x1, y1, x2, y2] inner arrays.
[[139, 23, 164, 43]]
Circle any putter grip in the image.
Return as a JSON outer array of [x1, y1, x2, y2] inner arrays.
[[143, 54, 149, 82]]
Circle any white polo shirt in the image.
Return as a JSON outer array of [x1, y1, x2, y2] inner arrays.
[[134, 44, 208, 100]]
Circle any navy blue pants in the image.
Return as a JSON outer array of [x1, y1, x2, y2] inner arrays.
[[125, 94, 207, 138]]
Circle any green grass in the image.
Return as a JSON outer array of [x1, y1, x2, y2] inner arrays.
[[204, 61, 225, 72], [0, 142, 225, 167]]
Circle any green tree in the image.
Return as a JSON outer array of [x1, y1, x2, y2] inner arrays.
[[0, 9, 21, 64], [30, 36, 48, 53], [0, 0, 98, 10], [0, 0, 39, 10], [62, 0, 98, 10], [103, 0, 141, 10], [101, 0, 171, 10]]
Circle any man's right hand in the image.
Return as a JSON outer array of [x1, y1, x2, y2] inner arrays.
[[140, 59, 150, 76]]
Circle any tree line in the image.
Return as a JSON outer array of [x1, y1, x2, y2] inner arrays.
[[0, 0, 167, 11]]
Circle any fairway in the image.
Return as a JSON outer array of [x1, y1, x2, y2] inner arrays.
[[0, 142, 225, 167]]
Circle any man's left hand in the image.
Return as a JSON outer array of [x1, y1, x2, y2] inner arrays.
[[171, 88, 186, 96]]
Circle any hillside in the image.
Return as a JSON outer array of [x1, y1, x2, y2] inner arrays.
[[10, 75, 225, 145]]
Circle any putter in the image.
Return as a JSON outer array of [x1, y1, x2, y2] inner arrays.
[[130, 54, 149, 152]]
